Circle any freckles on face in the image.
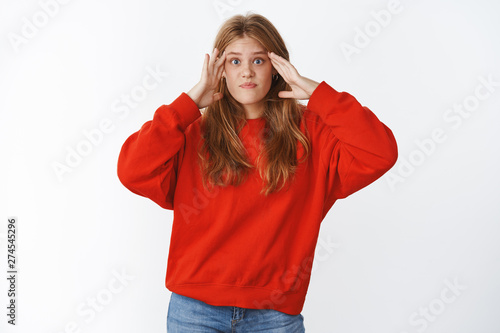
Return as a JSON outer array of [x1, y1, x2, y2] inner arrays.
[[223, 36, 274, 108]]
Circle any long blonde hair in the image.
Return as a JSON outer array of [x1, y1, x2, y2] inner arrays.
[[197, 12, 311, 196]]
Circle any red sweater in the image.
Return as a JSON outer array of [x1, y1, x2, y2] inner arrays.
[[117, 81, 398, 315]]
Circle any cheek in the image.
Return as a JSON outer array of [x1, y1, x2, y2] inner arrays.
[[225, 69, 237, 84], [260, 67, 273, 85], [260, 64, 273, 75]]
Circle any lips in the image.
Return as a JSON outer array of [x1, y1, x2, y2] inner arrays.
[[240, 82, 257, 88]]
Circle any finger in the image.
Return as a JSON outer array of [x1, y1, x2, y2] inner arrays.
[[219, 50, 226, 62], [273, 58, 294, 79], [208, 48, 219, 75], [215, 64, 225, 80], [270, 58, 286, 75], [268, 54, 284, 73], [269, 52, 296, 76], [270, 57, 299, 84], [213, 50, 225, 80], [268, 53, 290, 75], [202, 53, 209, 79], [213, 92, 223, 102], [215, 52, 226, 78], [270, 58, 288, 81], [269, 51, 287, 66], [215, 51, 225, 70], [212, 47, 221, 64], [278, 91, 294, 99], [269, 52, 291, 67], [268, 52, 282, 68]]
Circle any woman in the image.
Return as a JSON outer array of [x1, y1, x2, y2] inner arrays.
[[117, 12, 398, 332]]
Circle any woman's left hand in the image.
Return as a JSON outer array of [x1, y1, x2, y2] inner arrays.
[[268, 51, 321, 100]]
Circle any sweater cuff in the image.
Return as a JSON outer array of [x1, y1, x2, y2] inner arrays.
[[167, 92, 202, 130], [306, 81, 341, 117]]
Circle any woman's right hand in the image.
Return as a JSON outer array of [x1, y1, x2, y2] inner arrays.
[[187, 47, 226, 110]]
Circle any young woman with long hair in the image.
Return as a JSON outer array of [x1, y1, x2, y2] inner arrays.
[[118, 12, 398, 332]]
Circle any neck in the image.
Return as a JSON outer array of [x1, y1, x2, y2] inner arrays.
[[243, 102, 265, 119]]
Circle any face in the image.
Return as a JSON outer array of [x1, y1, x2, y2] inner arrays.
[[223, 36, 276, 117]]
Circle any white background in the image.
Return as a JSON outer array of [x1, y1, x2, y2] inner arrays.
[[1, 0, 499, 332]]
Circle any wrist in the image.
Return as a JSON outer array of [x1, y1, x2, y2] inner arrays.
[[186, 89, 201, 109], [305, 78, 320, 97]]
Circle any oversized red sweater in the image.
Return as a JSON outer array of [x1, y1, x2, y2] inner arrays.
[[117, 81, 398, 315]]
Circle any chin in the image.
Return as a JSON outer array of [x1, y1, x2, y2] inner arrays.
[[235, 97, 264, 107]]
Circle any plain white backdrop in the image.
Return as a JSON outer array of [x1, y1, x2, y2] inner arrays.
[[1, 0, 499, 332]]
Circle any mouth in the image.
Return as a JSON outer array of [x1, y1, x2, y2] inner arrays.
[[240, 82, 257, 89]]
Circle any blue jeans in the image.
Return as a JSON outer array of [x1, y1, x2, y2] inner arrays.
[[167, 292, 306, 332]]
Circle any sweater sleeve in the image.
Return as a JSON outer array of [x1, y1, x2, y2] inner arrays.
[[117, 92, 201, 209], [306, 81, 398, 201]]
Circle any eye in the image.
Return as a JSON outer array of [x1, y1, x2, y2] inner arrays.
[[231, 59, 240, 65], [254, 59, 263, 65]]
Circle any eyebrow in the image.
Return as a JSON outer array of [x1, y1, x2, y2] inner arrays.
[[226, 51, 268, 56]]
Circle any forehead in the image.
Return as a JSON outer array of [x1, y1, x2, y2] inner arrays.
[[225, 36, 266, 54]]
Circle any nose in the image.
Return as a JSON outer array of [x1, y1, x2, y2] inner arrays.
[[241, 61, 254, 78]]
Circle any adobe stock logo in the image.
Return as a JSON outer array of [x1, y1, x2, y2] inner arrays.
[[53, 268, 135, 333], [51, 65, 169, 182], [385, 74, 499, 191], [213, 0, 245, 20], [178, 185, 221, 225], [251, 234, 340, 315], [340, 0, 404, 63], [7, 0, 74, 53], [400, 277, 466, 333]]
